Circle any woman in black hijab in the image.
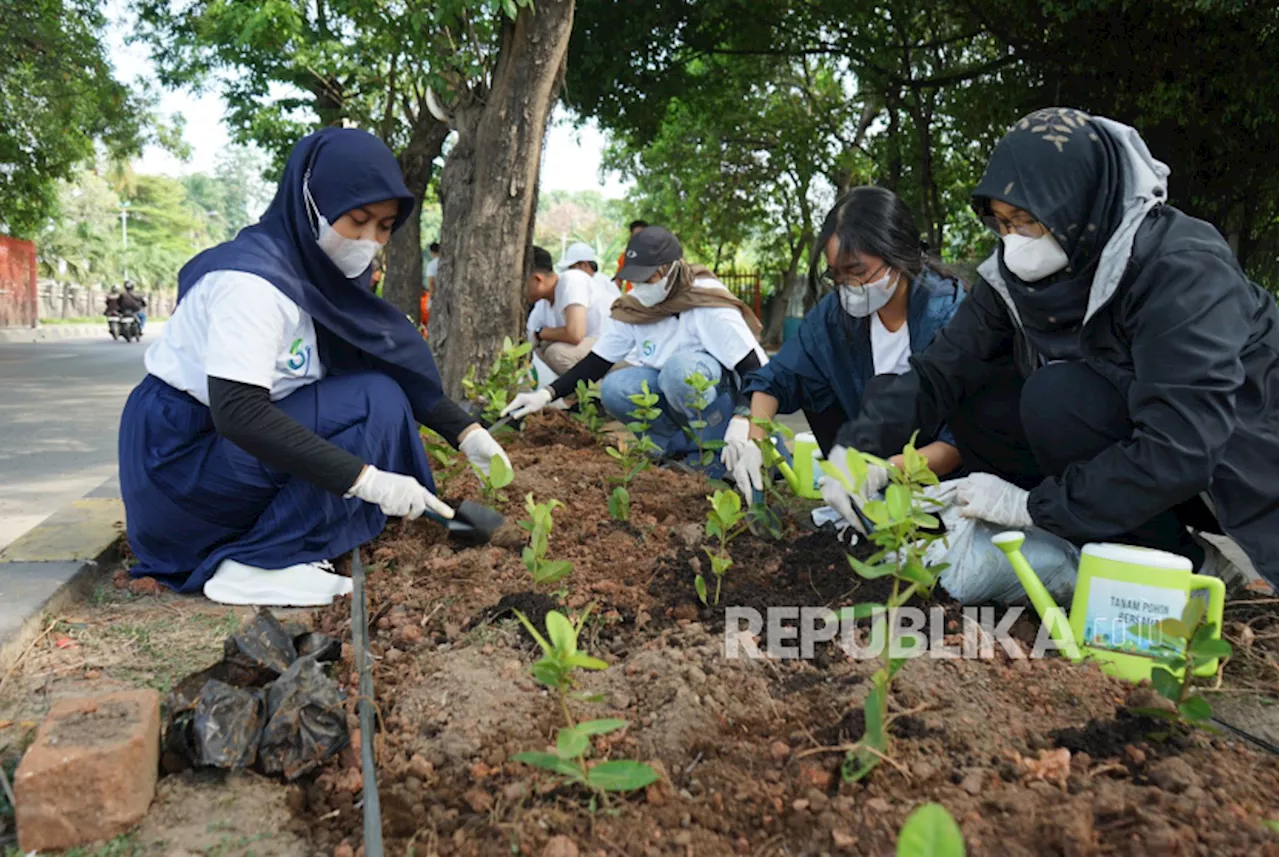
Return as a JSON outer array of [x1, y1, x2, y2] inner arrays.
[[826, 108, 1278, 588]]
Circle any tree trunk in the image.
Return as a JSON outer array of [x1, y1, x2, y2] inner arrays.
[[430, 0, 574, 398], [383, 118, 449, 319], [762, 233, 812, 347]]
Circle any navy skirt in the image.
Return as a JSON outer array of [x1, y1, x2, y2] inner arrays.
[[118, 371, 435, 593]]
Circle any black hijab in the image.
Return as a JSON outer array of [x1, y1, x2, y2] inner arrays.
[[972, 108, 1129, 351]]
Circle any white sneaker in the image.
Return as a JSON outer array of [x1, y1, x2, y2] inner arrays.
[[203, 559, 354, 607]]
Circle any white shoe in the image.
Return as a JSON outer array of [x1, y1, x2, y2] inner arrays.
[[203, 559, 354, 607]]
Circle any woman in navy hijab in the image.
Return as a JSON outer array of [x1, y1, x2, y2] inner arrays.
[[118, 128, 510, 606]]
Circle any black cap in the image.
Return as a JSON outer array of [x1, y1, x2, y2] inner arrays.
[[616, 226, 682, 283]]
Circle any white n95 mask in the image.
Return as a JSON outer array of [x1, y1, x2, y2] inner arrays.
[[631, 262, 677, 307], [305, 177, 382, 278], [838, 270, 898, 318], [1001, 233, 1069, 283]]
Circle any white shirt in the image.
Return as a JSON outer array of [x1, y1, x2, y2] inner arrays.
[[145, 270, 325, 405], [591, 278, 766, 371], [870, 313, 912, 375], [425, 257, 439, 284], [539, 268, 617, 340]]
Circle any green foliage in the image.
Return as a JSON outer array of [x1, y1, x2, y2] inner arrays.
[[746, 416, 795, 539], [511, 606, 659, 796], [699, 489, 746, 605], [682, 371, 726, 467], [604, 381, 663, 517], [608, 486, 631, 524], [819, 435, 948, 783], [519, 494, 572, 587], [1127, 598, 1233, 735], [571, 380, 609, 442], [896, 803, 966, 857], [462, 336, 534, 424], [0, 1, 161, 238], [476, 454, 515, 505], [420, 427, 468, 488]]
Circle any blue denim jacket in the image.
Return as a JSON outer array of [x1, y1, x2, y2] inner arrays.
[[743, 268, 966, 447]]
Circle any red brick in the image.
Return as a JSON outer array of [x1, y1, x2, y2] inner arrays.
[[16, 689, 160, 852]]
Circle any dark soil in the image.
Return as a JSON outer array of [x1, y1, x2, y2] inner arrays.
[[293, 411, 1278, 857]]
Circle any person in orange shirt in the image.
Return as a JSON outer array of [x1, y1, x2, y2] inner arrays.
[[613, 220, 648, 293]]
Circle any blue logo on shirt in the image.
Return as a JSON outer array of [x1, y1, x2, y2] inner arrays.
[[642, 339, 656, 358], [286, 338, 312, 375]]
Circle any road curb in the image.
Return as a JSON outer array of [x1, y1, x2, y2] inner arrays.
[[0, 325, 105, 343], [0, 476, 124, 673]]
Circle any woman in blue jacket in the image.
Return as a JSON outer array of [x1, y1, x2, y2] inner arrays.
[[723, 186, 966, 499]]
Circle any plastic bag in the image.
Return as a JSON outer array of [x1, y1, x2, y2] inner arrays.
[[193, 680, 265, 768], [222, 608, 298, 684], [258, 655, 349, 781], [924, 485, 1080, 604]]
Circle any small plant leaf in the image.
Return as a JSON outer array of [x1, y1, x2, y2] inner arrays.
[[1158, 618, 1189, 639], [1189, 636, 1232, 659], [566, 652, 610, 670], [1178, 695, 1213, 722], [1150, 666, 1181, 701], [849, 556, 895, 579], [488, 455, 514, 489], [830, 603, 885, 623], [545, 611, 577, 654], [1180, 597, 1207, 629], [556, 726, 591, 760], [511, 751, 585, 780], [533, 560, 575, 585], [885, 484, 912, 522], [896, 802, 966, 857], [511, 609, 551, 655], [585, 760, 661, 792], [576, 718, 628, 736], [694, 574, 708, 605]]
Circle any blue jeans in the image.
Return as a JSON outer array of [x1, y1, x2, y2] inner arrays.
[[600, 351, 734, 472], [136, 311, 147, 331]]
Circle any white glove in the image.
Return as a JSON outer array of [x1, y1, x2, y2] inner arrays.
[[346, 466, 454, 520], [459, 427, 511, 476], [818, 448, 891, 534], [951, 473, 1032, 528], [500, 388, 554, 420], [720, 417, 763, 497]]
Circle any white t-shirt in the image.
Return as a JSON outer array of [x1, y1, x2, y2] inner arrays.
[[542, 268, 616, 340], [425, 257, 439, 286], [145, 270, 325, 405], [870, 314, 912, 375], [527, 299, 555, 342], [591, 278, 765, 371]]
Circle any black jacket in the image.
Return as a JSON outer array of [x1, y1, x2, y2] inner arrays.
[[839, 206, 1279, 586]]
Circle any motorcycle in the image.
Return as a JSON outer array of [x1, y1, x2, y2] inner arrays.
[[107, 312, 141, 343]]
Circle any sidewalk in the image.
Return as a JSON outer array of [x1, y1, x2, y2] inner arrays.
[[0, 476, 123, 672], [0, 324, 106, 343]]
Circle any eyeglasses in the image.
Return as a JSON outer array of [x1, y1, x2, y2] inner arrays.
[[981, 213, 1045, 238], [819, 261, 889, 290]]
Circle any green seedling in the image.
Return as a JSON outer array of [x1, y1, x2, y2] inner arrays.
[[420, 427, 467, 485], [747, 416, 796, 539], [896, 803, 966, 857], [519, 493, 572, 586], [682, 371, 726, 468], [604, 381, 663, 522], [698, 489, 746, 605], [1127, 597, 1233, 736], [462, 335, 534, 424], [511, 606, 660, 796], [476, 454, 514, 505], [571, 379, 608, 442], [608, 486, 630, 523], [818, 434, 949, 783]]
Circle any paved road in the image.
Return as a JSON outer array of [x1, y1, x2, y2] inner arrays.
[[0, 329, 156, 551]]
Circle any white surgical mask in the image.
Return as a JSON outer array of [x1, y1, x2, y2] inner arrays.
[[305, 177, 382, 278], [631, 262, 677, 307], [838, 270, 898, 318], [1001, 233, 1069, 283]]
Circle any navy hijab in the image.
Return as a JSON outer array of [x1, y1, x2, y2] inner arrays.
[[177, 128, 444, 420]]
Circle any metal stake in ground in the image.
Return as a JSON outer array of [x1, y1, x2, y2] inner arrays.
[[351, 547, 384, 857]]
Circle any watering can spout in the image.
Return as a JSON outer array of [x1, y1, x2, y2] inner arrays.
[[991, 531, 1083, 663]]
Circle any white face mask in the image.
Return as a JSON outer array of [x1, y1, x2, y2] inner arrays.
[[838, 269, 899, 318], [631, 262, 677, 307], [305, 177, 382, 278], [1001, 233, 1069, 283]]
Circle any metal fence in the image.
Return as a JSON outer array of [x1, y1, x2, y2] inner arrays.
[[36, 280, 176, 320], [716, 270, 763, 318]]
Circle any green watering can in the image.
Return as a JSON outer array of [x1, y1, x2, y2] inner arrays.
[[993, 532, 1225, 683], [769, 431, 824, 501]]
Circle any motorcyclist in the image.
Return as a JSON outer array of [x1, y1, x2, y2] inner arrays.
[[120, 280, 147, 331], [105, 286, 122, 315]]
